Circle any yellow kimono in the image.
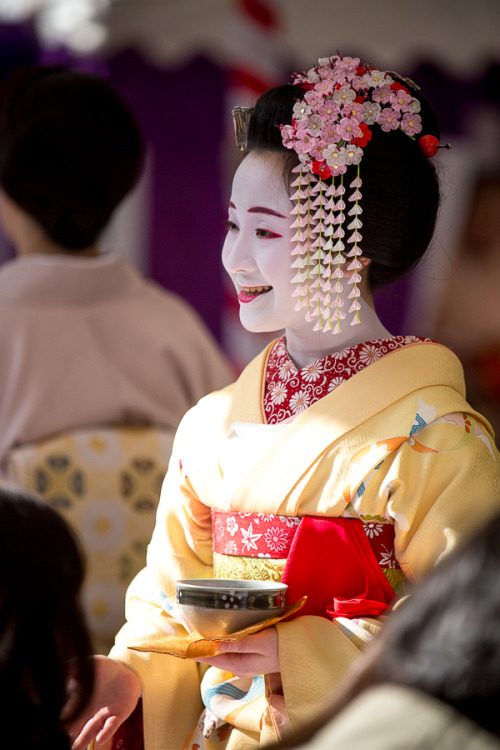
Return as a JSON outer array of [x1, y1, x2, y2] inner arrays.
[[110, 341, 500, 750]]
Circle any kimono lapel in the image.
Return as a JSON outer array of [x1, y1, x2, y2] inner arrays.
[[224, 342, 465, 513], [223, 340, 274, 429]]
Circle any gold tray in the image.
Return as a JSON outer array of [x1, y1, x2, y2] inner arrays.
[[128, 596, 307, 659]]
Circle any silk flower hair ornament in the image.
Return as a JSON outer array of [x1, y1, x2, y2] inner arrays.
[[233, 54, 448, 334]]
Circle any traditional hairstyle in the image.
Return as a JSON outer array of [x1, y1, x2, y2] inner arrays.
[[0, 64, 144, 250], [236, 54, 442, 334], [0, 484, 94, 747]]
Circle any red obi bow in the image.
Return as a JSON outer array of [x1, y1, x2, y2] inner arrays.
[[282, 516, 396, 620]]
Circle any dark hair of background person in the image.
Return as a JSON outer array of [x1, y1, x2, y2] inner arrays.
[[274, 508, 500, 748], [0, 485, 94, 748], [246, 74, 441, 291], [0, 64, 145, 251]]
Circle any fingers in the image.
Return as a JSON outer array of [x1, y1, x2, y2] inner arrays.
[[71, 717, 101, 750], [70, 709, 118, 750], [218, 629, 276, 655], [196, 653, 258, 678], [194, 629, 280, 677], [96, 715, 124, 745], [216, 640, 251, 654], [217, 639, 261, 655]]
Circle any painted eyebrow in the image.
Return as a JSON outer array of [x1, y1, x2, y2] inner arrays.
[[228, 202, 286, 219], [248, 206, 286, 218]]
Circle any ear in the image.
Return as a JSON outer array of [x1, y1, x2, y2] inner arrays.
[[0, 190, 19, 242], [344, 255, 370, 277], [0, 190, 48, 253]]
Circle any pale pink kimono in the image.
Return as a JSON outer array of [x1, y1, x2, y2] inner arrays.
[[0, 252, 233, 461]]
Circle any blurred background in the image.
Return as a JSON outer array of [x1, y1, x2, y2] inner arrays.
[[1, 0, 500, 431]]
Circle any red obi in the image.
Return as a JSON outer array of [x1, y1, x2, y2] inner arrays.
[[211, 510, 398, 619]]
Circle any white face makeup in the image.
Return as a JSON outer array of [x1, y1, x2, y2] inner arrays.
[[222, 151, 311, 336], [222, 150, 389, 368]]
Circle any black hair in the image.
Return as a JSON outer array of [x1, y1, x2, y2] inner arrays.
[[246, 76, 441, 291], [0, 65, 145, 250], [0, 485, 94, 747]]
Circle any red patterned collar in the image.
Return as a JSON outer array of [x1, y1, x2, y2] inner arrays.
[[264, 335, 429, 424]]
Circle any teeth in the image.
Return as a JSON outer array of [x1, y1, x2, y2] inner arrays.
[[242, 286, 271, 294]]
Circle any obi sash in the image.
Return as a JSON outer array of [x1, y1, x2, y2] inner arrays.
[[211, 510, 398, 620], [111, 514, 399, 750]]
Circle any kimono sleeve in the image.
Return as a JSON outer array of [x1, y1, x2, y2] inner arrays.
[[275, 613, 383, 733], [385, 409, 500, 581], [110, 400, 215, 654]]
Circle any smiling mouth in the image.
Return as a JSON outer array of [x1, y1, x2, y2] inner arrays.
[[238, 286, 272, 303]]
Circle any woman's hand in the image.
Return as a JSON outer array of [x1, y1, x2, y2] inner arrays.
[[195, 627, 280, 678], [68, 655, 142, 749]]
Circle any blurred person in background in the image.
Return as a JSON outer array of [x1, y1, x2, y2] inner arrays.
[[0, 64, 233, 464], [0, 483, 94, 748]]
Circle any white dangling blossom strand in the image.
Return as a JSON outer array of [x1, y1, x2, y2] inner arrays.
[[347, 168, 363, 326]]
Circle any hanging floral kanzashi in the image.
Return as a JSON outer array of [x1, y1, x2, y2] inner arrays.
[[280, 54, 423, 334]]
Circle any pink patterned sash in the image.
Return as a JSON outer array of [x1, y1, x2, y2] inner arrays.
[[211, 509, 400, 572]]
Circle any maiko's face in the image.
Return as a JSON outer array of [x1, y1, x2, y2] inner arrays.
[[222, 151, 310, 335]]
